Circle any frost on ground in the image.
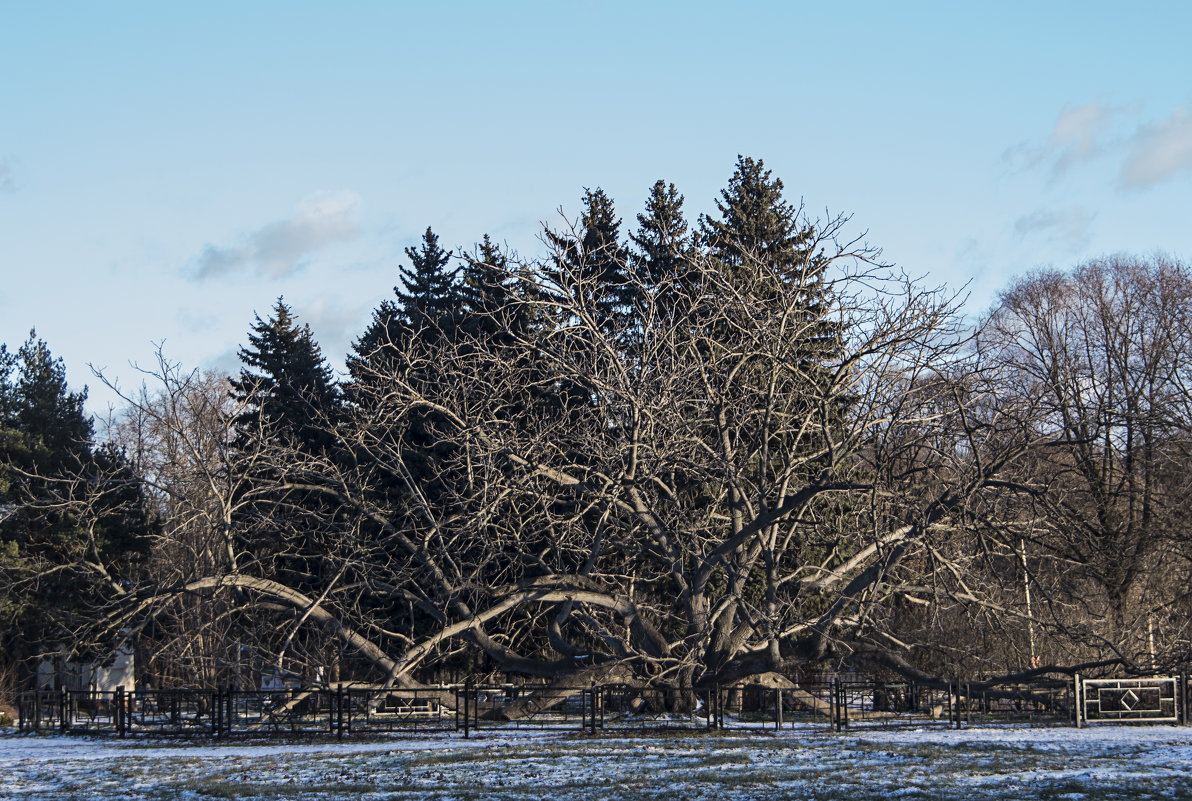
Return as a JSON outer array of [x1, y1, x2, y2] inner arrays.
[[2, 725, 1192, 800]]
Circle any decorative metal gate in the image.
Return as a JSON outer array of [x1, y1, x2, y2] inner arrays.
[[1076, 676, 1182, 725]]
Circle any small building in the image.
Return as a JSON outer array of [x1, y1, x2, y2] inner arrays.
[[35, 642, 136, 693]]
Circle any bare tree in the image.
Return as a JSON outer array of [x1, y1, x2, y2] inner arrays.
[[974, 255, 1192, 670], [55, 246, 1192, 711], [175, 221, 1005, 699]]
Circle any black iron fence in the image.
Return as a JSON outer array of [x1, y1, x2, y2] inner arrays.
[[16, 674, 1188, 738]]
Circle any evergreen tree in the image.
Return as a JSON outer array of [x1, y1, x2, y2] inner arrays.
[[397, 227, 459, 336], [0, 333, 151, 669], [631, 180, 691, 292], [347, 299, 402, 385], [10, 333, 92, 469], [458, 235, 532, 345], [698, 158, 847, 628], [630, 180, 694, 321], [698, 155, 818, 297], [459, 235, 510, 323], [545, 188, 631, 329], [341, 230, 466, 652], [697, 156, 838, 361], [348, 227, 459, 387], [230, 298, 340, 455], [0, 344, 15, 501], [229, 301, 342, 621], [0, 343, 14, 425]]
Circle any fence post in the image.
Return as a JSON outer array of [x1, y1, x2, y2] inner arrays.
[[958, 677, 967, 729], [59, 688, 68, 733], [841, 680, 848, 730], [1180, 673, 1188, 726], [115, 686, 126, 737], [775, 688, 783, 731], [829, 678, 837, 731], [1074, 673, 1083, 728], [337, 684, 345, 740], [599, 685, 605, 730], [462, 680, 471, 739]]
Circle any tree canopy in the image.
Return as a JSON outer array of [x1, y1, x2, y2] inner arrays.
[[6, 159, 1192, 712]]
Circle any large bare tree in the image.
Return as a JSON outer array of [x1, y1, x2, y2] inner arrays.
[[126, 217, 1013, 698], [45, 234, 1192, 712], [974, 255, 1192, 670]]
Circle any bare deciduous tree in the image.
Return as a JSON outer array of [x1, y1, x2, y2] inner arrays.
[[975, 256, 1192, 670]]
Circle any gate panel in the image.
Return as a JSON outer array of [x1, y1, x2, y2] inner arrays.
[[1080, 677, 1179, 724]]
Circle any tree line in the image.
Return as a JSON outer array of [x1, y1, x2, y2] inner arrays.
[[4, 156, 1192, 707]]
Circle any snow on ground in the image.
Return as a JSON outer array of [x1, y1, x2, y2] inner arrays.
[[2, 724, 1192, 800]]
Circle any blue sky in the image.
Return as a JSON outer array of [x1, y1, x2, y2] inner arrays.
[[2, 1, 1191, 413]]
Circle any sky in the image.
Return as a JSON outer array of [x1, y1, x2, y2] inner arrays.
[[2, 1, 1191, 416]]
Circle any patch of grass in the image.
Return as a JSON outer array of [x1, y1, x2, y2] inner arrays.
[[179, 780, 384, 798]]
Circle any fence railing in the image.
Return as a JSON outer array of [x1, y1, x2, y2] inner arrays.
[[1074, 674, 1187, 726], [16, 674, 1186, 738]]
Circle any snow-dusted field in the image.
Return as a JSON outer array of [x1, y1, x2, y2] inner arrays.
[[2, 725, 1192, 800]]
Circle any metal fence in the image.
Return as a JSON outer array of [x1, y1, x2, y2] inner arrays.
[[16, 674, 1187, 738], [1075, 675, 1186, 726]]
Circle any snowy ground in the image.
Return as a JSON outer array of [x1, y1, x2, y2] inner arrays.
[[2, 725, 1192, 800]]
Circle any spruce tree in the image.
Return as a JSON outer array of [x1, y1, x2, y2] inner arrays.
[[230, 298, 340, 455], [459, 236, 510, 323], [342, 229, 465, 652], [0, 333, 151, 669], [630, 180, 693, 319], [347, 299, 402, 386], [0, 344, 16, 504], [0, 343, 14, 425], [348, 227, 459, 387], [397, 226, 459, 336], [458, 235, 532, 345], [698, 156, 837, 359], [11, 333, 92, 469], [699, 155, 818, 298], [631, 180, 691, 291], [546, 188, 631, 329], [345, 225, 463, 491], [230, 301, 342, 615], [698, 158, 846, 623]]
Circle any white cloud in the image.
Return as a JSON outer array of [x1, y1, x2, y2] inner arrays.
[[1013, 206, 1095, 251], [1119, 108, 1192, 190], [1004, 103, 1122, 179], [191, 190, 363, 281], [1007, 101, 1192, 193], [1048, 105, 1115, 173]]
